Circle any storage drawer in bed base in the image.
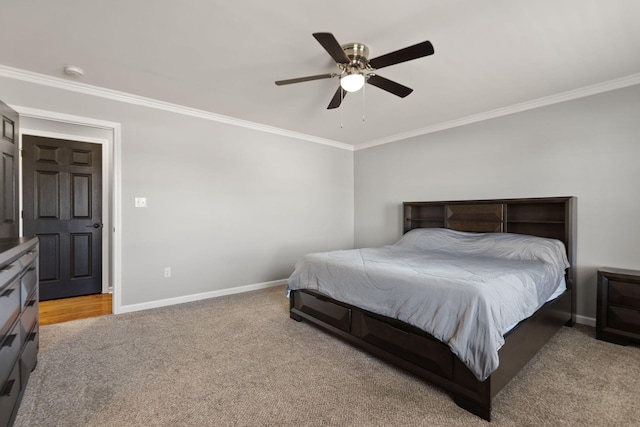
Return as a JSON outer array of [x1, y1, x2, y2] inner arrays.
[[291, 290, 352, 333], [289, 288, 573, 422], [291, 290, 457, 379], [289, 290, 481, 400], [354, 311, 454, 379]]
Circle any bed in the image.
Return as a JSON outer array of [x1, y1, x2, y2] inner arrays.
[[287, 197, 576, 421]]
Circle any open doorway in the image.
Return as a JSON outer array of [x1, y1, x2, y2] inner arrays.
[[22, 135, 104, 300], [17, 107, 121, 316]]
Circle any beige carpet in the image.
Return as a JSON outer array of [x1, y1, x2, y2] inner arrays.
[[15, 286, 640, 426]]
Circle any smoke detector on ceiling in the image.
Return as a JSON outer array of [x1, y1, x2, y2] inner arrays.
[[63, 65, 84, 78]]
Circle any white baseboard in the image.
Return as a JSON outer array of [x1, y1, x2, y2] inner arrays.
[[116, 279, 286, 314], [575, 314, 596, 327], [116, 280, 599, 329]]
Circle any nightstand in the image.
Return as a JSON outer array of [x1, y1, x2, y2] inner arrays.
[[596, 267, 640, 345]]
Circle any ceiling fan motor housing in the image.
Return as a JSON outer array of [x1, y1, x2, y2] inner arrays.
[[341, 43, 370, 70]]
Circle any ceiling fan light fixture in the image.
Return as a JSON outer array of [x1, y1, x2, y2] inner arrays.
[[340, 72, 365, 92]]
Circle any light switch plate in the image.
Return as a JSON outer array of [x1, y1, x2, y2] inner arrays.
[[135, 197, 147, 208]]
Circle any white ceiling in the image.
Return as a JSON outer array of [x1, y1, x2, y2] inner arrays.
[[2, 0, 640, 147]]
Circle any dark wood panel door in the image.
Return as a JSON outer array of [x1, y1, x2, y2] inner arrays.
[[0, 100, 19, 238], [23, 135, 103, 300]]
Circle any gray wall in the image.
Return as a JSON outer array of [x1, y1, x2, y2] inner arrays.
[[0, 76, 354, 308], [355, 84, 640, 322], [4, 73, 639, 322]]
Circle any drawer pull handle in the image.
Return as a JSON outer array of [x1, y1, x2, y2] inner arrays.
[[1, 334, 16, 348], [28, 332, 37, 341], [27, 299, 37, 307], [0, 264, 14, 272], [1, 288, 15, 298], [0, 379, 15, 397]]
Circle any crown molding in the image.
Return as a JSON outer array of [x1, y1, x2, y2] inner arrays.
[[2, 64, 638, 153], [0, 64, 354, 152], [355, 72, 640, 151]]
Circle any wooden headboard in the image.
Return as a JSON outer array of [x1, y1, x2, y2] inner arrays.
[[403, 197, 577, 321]]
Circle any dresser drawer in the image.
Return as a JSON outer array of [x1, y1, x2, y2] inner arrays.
[[0, 363, 21, 427], [0, 261, 21, 290], [21, 292, 38, 346], [0, 322, 22, 383], [21, 323, 39, 387], [608, 280, 640, 308], [20, 265, 38, 309], [0, 238, 38, 426], [17, 249, 38, 271], [0, 280, 20, 338], [608, 305, 640, 333]]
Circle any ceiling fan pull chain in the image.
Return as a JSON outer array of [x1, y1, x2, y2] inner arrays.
[[340, 87, 344, 128], [362, 81, 366, 122]]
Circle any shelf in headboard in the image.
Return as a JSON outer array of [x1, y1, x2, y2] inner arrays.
[[506, 220, 565, 223], [403, 197, 575, 247], [403, 196, 577, 323]]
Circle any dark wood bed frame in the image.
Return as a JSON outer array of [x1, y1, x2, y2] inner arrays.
[[289, 197, 576, 421]]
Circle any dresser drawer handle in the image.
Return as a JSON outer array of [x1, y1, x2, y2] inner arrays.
[[0, 264, 14, 272], [27, 299, 37, 307], [28, 332, 37, 342], [1, 288, 15, 298], [0, 379, 15, 397], [1, 334, 16, 349]]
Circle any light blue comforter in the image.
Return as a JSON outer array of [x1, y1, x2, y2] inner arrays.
[[287, 228, 569, 381]]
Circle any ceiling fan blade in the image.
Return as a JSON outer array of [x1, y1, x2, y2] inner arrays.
[[275, 73, 335, 86], [313, 32, 351, 64], [327, 87, 347, 109], [367, 75, 413, 98], [368, 41, 434, 70]]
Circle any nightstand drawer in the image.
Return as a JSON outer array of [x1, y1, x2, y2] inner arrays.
[[608, 280, 640, 308], [608, 305, 640, 333], [596, 267, 640, 345]]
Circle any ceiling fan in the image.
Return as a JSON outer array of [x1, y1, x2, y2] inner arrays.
[[275, 32, 434, 109]]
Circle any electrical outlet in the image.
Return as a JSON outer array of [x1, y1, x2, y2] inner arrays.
[[164, 267, 171, 278], [135, 197, 147, 208]]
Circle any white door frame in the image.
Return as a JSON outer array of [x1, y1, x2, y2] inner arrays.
[[15, 106, 123, 314]]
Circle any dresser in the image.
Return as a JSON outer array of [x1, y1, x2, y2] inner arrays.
[[0, 237, 39, 427], [596, 267, 640, 345]]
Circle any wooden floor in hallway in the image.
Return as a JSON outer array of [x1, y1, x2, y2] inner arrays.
[[39, 293, 113, 326]]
